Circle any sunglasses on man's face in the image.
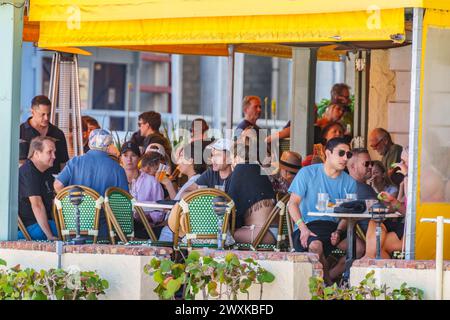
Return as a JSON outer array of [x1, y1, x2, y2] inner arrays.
[[336, 149, 353, 159], [364, 161, 374, 167], [370, 137, 385, 149]]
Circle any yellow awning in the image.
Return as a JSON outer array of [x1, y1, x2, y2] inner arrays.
[[28, 0, 450, 22], [36, 9, 405, 48]]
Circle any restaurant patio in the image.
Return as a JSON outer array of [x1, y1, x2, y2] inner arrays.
[[0, 0, 449, 300]]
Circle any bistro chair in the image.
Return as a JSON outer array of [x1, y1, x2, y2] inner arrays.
[[54, 185, 102, 243], [104, 187, 159, 244], [172, 188, 235, 250], [235, 194, 294, 252], [18, 216, 32, 241]]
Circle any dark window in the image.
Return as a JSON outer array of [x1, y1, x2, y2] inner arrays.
[[92, 62, 126, 111]]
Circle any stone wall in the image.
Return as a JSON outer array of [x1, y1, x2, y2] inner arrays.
[[368, 46, 412, 161]]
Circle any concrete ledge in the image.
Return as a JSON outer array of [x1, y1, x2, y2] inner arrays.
[[351, 259, 450, 300], [0, 242, 322, 300], [199, 249, 322, 300], [0, 240, 172, 256], [353, 259, 450, 271]]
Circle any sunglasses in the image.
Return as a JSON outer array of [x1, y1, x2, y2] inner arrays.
[[364, 161, 374, 167], [336, 149, 353, 159], [370, 137, 385, 149]]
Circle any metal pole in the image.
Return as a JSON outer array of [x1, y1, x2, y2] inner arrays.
[[376, 221, 382, 259], [405, 8, 424, 260], [171, 55, 182, 138], [420, 217, 450, 300], [435, 216, 444, 300], [226, 45, 235, 139]]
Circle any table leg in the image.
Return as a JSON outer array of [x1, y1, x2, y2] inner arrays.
[[342, 219, 356, 283]]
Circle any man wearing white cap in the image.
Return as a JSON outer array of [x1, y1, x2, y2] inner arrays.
[[54, 129, 129, 238], [184, 138, 233, 193]]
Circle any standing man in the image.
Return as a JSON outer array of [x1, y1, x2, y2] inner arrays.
[[130, 111, 172, 157], [288, 137, 360, 284], [235, 96, 269, 164], [20, 95, 69, 174], [18, 136, 59, 240], [54, 129, 129, 238], [235, 96, 262, 138]]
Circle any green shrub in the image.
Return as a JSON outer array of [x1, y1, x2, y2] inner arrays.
[[309, 270, 424, 300], [0, 259, 109, 300], [144, 251, 275, 300]]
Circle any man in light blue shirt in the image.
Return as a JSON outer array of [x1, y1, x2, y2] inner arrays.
[[288, 137, 358, 285], [54, 129, 129, 239]]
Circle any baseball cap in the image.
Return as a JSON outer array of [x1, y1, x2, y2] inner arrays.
[[208, 138, 232, 152], [88, 129, 113, 151], [120, 141, 141, 157]]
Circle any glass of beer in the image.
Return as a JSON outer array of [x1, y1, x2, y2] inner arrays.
[[157, 164, 167, 182]]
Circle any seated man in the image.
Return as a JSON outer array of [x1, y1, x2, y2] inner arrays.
[[54, 129, 129, 239], [19, 136, 59, 240], [288, 137, 362, 285], [184, 138, 233, 192], [347, 148, 378, 235]]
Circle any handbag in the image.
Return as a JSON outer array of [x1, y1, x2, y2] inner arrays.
[[333, 200, 366, 214]]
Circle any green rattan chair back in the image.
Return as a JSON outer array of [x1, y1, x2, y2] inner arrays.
[[174, 188, 235, 249], [105, 187, 159, 244], [188, 195, 219, 235], [106, 189, 134, 236], [54, 185, 102, 243]]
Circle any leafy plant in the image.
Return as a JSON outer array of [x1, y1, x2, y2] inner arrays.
[[111, 130, 130, 152], [0, 260, 109, 300], [309, 270, 423, 300], [144, 251, 275, 300], [162, 119, 185, 151]]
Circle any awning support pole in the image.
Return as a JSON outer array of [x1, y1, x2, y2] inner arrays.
[[226, 45, 235, 139], [290, 48, 317, 156], [405, 7, 424, 260]]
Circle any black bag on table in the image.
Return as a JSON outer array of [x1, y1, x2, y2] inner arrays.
[[333, 200, 366, 214]]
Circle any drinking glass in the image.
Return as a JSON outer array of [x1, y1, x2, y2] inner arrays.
[[345, 193, 357, 201], [157, 164, 167, 182], [316, 193, 329, 212]]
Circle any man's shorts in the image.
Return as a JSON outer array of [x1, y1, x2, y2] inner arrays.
[[292, 220, 340, 257]]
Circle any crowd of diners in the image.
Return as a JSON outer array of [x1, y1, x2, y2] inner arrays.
[[18, 85, 413, 284]]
